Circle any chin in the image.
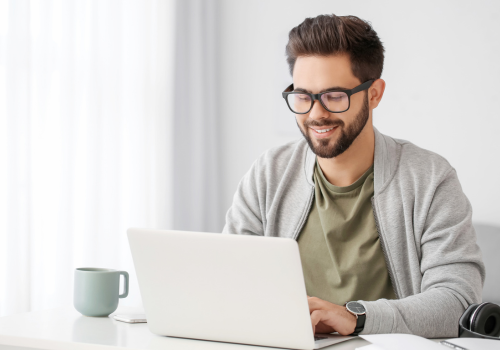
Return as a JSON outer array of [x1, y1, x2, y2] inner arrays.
[[312, 133, 338, 148], [311, 142, 338, 158]]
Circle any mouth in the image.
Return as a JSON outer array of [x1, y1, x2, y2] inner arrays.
[[309, 125, 339, 139]]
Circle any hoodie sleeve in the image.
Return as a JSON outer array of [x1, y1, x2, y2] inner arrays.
[[359, 167, 485, 337], [222, 158, 266, 236]]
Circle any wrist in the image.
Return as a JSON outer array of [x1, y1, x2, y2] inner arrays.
[[344, 301, 366, 336], [343, 308, 357, 334]]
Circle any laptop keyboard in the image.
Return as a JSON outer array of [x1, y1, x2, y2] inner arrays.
[[314, 336, 328, 341]]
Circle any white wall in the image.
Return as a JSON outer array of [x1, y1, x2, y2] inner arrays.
[[219, 0, 500, 227]]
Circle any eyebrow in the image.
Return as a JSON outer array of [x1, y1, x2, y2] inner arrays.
[[294, 86, 349, 93]]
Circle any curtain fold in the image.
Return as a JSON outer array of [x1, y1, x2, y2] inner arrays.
[[173, 0, 223, 232], [0, 0, 175, 316]]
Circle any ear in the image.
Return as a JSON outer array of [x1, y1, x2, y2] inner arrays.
[[368, 79, 386, 110]]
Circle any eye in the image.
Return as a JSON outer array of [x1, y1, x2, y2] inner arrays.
[[323, 92, 347, 103], [295, 94, 311, 102], [326, 96, 343, 101]]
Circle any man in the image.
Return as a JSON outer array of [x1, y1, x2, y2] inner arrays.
[[222, 14, 485, 338]]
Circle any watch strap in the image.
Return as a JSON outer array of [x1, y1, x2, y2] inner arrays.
[[350, 313, 365, 336]]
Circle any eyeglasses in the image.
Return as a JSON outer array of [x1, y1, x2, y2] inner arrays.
[[282, 80, 374, 114]]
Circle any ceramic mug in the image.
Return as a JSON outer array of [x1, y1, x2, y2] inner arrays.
[[74, 267, 129, 317]]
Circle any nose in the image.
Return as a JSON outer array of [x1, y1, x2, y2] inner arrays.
[[308, 99, 330, 121]]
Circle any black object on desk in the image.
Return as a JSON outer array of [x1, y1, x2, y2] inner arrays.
[[458, 302, 500, 340]]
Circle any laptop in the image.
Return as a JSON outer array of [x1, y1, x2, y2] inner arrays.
[[127, 228, 355, 350]]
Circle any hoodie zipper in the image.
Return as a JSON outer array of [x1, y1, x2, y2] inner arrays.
[[371, 196, 399, 299], [292, 188, 315, 240]]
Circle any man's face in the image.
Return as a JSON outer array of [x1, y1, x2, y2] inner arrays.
[[292, 55, 370, 159]]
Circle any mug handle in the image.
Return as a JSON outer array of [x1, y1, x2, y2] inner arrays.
[[118, 271, 129, 298]]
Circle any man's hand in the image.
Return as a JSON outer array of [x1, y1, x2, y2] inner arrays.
[[307, 296, 357, 335]]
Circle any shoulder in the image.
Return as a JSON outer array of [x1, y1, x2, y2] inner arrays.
[[254, 138, 308, 171], [246, 138, 310, 190], [390, 135, 455, 183]]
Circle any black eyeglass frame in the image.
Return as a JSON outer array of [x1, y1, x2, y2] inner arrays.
[[282, 79, 375, 114]]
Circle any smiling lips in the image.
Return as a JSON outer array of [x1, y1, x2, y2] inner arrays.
[[309, 125, 338, 138]]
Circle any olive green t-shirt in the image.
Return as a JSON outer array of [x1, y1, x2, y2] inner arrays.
[[297, 160, 396, 305]]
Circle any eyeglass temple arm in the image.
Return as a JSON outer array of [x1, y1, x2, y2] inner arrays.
[[350, 80, 375, 94], [282, 84, 294, 98]]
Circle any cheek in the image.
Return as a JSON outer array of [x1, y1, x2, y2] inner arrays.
[[295, 115, 307, 126], [335, 111, 354, 126]]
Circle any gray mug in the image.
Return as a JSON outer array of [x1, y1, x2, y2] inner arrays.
[[74, 267, 129, 317]]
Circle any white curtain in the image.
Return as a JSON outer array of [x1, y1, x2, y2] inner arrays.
[[173, 0, 223, 233], [0, 0, 175, 316]]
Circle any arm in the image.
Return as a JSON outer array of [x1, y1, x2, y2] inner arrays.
[[222, 159, 265, 236], [359, 168, 485, 337]]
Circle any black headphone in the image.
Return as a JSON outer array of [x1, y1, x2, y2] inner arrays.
[[458, 302, 500, 339]]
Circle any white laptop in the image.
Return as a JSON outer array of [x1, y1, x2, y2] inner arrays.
[[127, 228, 355, 350]]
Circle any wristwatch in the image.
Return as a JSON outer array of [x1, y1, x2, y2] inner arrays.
[[344, 301, 366, 336]]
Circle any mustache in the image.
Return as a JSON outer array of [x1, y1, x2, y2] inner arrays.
[[303, 119, 344, 128]]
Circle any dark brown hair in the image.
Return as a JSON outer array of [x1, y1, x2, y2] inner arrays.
[[285, 14, 384, 82]]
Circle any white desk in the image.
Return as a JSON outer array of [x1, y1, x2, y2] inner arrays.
[[0, 306, 372, 350]]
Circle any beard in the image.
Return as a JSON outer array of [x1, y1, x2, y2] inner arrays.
[[297, 92, 370, 159]]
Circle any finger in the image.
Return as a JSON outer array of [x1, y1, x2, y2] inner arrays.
[[310, 310, 335, 334], [310, 309, 323, 334], [308, 296, 328, 312]]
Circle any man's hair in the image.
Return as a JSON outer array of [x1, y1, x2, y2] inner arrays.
[[285, 14, 384, 82]]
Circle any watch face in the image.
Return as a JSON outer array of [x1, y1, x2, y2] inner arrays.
[[346, 301, 366, 315]]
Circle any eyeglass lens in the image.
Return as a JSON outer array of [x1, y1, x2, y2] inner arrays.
[[286, 91, 349, 113]]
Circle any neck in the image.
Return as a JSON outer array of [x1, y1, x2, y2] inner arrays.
[[316, 121, 375, 187]]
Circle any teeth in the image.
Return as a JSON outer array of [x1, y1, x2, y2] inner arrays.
[[315, 127, 334, 133]]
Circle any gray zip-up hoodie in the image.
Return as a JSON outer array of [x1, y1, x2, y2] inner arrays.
[[222, 128, 485, 338]]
